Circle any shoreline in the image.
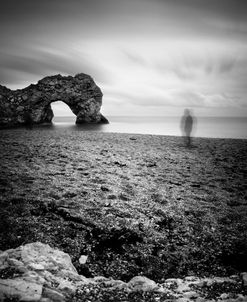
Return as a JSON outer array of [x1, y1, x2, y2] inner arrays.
[[1, 125, 247, 141]]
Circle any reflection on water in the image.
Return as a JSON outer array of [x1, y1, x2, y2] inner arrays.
[[72, 123, 105, 132], [29, 120, 105, 132], [50, 116, 105, 132]]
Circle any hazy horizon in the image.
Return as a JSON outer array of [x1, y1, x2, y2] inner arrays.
[[49, 115, 247, 139], [1, 0, 247, 118]]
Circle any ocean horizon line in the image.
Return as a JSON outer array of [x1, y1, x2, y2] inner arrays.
[[51, 115, 247, 139]]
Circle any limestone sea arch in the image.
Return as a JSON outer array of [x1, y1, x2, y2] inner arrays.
[[0, 73, 109, 127]]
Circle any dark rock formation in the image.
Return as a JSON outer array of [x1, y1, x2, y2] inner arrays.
[[0, 73, 108, 128]]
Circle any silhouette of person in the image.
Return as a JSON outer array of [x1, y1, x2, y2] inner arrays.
[[180, 109, 194, 147]]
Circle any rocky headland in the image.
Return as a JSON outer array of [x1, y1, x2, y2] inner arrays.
[[0, 73, 108, 128]]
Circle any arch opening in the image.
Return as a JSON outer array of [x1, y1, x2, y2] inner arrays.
[[50, 101, 76, 124]]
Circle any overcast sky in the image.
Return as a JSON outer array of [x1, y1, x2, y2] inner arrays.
[[1, 0, 247, 116]]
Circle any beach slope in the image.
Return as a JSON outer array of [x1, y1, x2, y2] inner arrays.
[[0, 128, 247, 286]]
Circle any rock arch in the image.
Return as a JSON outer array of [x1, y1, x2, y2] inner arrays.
[[0, 73, 108, 128], [50, 101, 76, 120]]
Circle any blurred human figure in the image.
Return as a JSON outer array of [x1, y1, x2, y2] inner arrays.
[[180, 109, 195, 147]]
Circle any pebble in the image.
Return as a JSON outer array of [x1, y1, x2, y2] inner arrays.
[[241, 272, 247, 286], [79, 255, 88, 265]]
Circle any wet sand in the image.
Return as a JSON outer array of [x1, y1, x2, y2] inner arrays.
[[0, 127, 247, 282]]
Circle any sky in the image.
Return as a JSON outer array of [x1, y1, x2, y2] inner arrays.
[[1, 0, 247, 117]]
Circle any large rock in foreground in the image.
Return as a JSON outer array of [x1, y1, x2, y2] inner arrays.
[[0, 242, 89, 301], [0, 73, 108, 128], [0, 242, 246, 302]]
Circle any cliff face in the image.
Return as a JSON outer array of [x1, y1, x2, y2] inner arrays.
[[0, 73, 108, 127]]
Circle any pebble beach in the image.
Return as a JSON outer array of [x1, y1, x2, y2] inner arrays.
[[0, 127, 247, 301]]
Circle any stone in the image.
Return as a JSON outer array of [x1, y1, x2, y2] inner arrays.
[[102, 279, 128, 290], [0, 73, 109, 128], [184, 276, 199, 282], [22, 271, 45, 284], [220, 293, 229, 299], [7, 258, 24, 268], [42, 287, 65, 302], [1, 243, 246, 301], [0, 252, 8, 267], [79, 255, 88, 265], [21, 242, 77, 273], [28, 263, 45, 271], [0, 242, 91, 300], [128, 276, 159, 292], [235, 294, 247, 301], [195, 280, 207, 287], [58, 280, 77, 294], [165, 278, 183, 284], [56, 269, 87, 282], [93, 276, 109, 282], [183, 291, 199, 298], [241, 272, 247, 286], [0, 279, 42, 301]]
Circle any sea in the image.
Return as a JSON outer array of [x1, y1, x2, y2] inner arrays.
[[51, 116, 247, 139]]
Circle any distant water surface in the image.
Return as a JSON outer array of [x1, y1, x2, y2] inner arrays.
[[52, 116, 247, 139]]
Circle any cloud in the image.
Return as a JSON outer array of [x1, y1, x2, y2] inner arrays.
[[205, 94, 235, 107], [122, 50, 149, 67], [103, 83, 243, 113], [103, 87, 204, 109], [1, 0, 247, 116], [154, 49, 239, 82], [170, 91, 241, 109], [218, 56, 237, 74], [153, 0, 247, 37], [0, 46, 110, 88], [171, 90, 205, 107]]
